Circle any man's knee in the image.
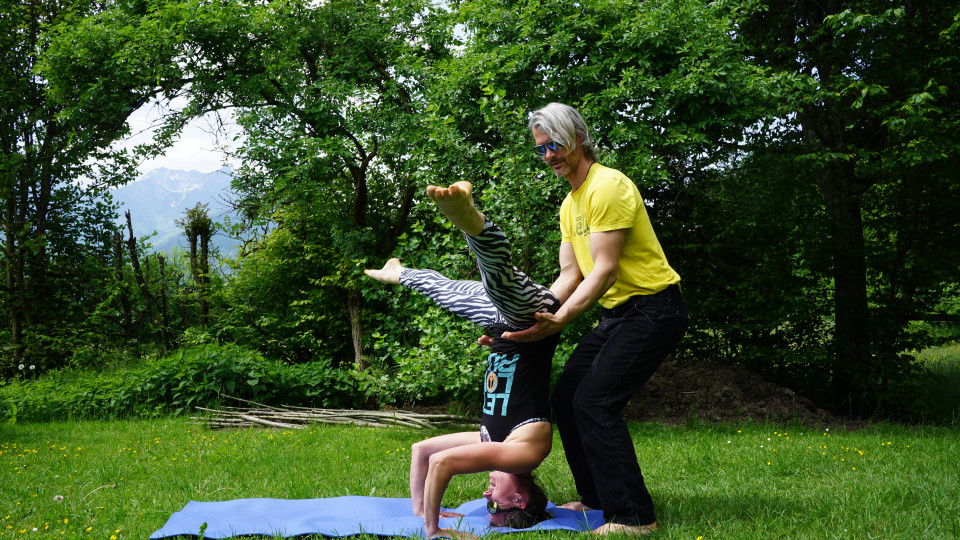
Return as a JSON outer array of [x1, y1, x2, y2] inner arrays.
[[570, 392, 602, 423], [550, 385, 573, 416]]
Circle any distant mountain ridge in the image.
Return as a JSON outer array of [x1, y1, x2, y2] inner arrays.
[[111, 167, 241, 255]]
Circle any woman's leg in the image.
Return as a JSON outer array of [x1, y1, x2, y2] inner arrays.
[[428, 181, 559, 328], [366, 182, 558, 330], [464, 220, 559, 328], [400, 268, 505, 328], [365, 258, 505, 328]]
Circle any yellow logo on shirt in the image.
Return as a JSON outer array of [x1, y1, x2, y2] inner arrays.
[[486, 371, 498, 392]]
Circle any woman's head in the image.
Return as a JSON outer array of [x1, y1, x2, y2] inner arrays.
[[484, 471, 550, 529]]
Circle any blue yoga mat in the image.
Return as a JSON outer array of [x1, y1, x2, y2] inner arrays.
[[150, 496, 603, 538]]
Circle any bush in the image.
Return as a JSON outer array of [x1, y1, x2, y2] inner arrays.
[[0, 343, 358, 422], [357, 304, 485, 408]]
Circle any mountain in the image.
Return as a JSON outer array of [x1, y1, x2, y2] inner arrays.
[[111, 167, 242, 256]]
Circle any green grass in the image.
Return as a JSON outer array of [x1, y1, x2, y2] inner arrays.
[[2, 418, 958, 539], [912, 340, 960, 424]]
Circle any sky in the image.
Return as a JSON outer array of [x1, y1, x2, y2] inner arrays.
[[122, 99, 241, 176]]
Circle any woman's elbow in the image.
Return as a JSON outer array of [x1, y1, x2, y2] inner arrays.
[[411, 440, 431, 464], [427, 453, 454, 477]]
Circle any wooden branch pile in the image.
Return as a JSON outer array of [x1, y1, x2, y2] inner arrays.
[[193, 398, 478, 431]]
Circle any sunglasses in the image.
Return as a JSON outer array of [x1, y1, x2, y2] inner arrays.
[[532, 140, 565, 155], [487, 500, 505, 514]]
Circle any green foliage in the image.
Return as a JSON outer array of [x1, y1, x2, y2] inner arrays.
[[725, 0, 960, 412], [358, 303, 484, 408], [0, 343, 357, 422], [13, 0, 959, 420], [1, 0, 157, 374], [217, 221, 353, 364], [910, 343, 960, 425]]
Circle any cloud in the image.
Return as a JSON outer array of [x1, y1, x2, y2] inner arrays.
[[120, 99, 241, 175]]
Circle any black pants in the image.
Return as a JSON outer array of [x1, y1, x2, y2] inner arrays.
[[550, 285, 688, 526]]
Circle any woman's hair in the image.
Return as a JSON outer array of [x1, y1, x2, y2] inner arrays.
[[527, 103, 598, 161], [497, 473, 551, 529]]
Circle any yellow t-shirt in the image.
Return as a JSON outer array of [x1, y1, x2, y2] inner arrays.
[[559, 164, 681, 309]]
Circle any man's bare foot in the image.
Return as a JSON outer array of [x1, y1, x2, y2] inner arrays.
[[559, 501, 598, 512], [426, 181, 485, 236], [592, 522, 657, 536], [364, 258, 404, 284]]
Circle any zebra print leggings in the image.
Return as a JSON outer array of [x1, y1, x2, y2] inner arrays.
[[399, 219, 560, 331]]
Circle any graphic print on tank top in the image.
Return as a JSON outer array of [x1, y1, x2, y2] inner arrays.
[[483, 352, 518, 417]]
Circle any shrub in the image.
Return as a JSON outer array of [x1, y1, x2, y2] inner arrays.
[[0, 343, 358, 422], [358, 304, 485, 408]]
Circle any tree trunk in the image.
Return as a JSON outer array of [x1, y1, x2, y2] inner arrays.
[[815, 168, 872, 414], [157, 254, 171, 352], [125, 211, 156, 326], [198, 228, 210, 328], [184, 225, 201, 328], [3, 241, 24, 367], [347, 288, 366, 371], [113, 230, 133, 340]]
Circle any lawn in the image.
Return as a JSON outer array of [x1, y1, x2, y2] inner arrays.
[[914, 341, 960, 424], [2, 417, 958, 539]]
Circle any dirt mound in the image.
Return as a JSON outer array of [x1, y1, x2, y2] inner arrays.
[[623, 356, 838, 426], [402, 357, 843, 427]]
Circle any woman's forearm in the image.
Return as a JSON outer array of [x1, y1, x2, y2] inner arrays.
[[422, 460, 453, 537], [410, 444, 429, 516]]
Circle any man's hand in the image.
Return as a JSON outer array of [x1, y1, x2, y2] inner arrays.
[[477, 335, 493, 348], [501, 312, 565, 342]]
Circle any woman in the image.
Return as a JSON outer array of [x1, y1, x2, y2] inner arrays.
[[365, 182, 559, 539]]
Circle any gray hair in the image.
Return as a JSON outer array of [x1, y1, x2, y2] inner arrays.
[[528, 103, 597, 160]]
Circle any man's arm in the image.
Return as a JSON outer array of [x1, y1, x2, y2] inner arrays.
[[478, 243, 581, 349], [502, 229, 626, 342], [548, 242, 583, 304]]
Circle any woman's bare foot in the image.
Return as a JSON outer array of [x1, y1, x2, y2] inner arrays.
[[592, 522, 657, 535], [426, 181, 485, 236], [559, 501, 598, 512], [364, 258, 404, 284]]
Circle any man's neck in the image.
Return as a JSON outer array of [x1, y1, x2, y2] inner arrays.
[[567, 158, 596, 192]]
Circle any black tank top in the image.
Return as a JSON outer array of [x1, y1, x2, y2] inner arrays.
[[480, 327, 560, 442]]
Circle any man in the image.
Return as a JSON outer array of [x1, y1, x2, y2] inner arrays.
[[502, 102, 688, 535]]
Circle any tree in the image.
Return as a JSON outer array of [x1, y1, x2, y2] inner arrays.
[[0, 0, 150, 371], [173, 0, 454, 368], [177, 203, 214, 328], [735, 0, 960, 413], [34, 0, 461, 369], [425, 0, 779, 351]]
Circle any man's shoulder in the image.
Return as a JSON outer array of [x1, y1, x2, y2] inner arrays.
[[588, 165, 639, 199], [592, 163, 632, 184]]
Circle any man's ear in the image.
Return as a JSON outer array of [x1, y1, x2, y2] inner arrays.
[[514, 494, 526, 509]]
